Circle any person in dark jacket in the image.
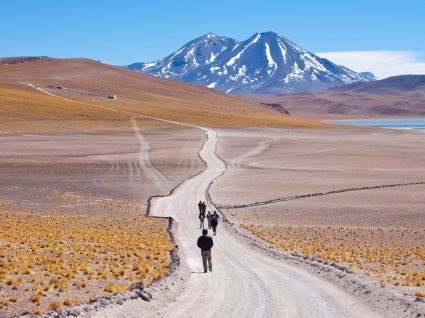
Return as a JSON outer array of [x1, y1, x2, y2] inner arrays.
[[198, 201, 202, 213], [197, 229, 214, 273], [212, 211, 219, 221], [211, 216, 218, 235]]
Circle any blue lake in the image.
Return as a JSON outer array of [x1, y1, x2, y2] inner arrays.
[[327, 118, 425, 130]]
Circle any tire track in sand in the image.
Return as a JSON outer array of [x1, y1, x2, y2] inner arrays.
[[219, 181, 425, 209]]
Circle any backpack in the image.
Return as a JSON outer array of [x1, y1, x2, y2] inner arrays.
[[211, 218, 218, 227]]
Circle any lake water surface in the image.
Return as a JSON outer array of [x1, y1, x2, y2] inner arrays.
[[327, 118, 425, 130]]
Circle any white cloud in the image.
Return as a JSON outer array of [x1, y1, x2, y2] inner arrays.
[[316, 51, 425, 79]]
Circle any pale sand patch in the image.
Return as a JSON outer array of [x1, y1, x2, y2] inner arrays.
[[212, 127, 425, 209], [227, 185, 425, 228], [0, 128, 205, 205]]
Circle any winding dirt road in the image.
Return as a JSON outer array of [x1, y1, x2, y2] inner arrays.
[[94, 127, 383, 318]]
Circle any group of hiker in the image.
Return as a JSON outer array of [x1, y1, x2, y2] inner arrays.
[[198, 201, 219, 234], [196, 200, 220, 273]]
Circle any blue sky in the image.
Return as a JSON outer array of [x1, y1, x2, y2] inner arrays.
[[1, 0, 424, 76]]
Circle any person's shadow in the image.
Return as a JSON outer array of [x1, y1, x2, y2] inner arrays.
[[190, 271, 206, 274]]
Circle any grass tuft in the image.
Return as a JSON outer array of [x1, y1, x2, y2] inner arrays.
[[104, 282, 128, 293]]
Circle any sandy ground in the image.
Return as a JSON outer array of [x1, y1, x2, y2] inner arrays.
[[0, 128, 205, 206], [229, 185, 425, 228], [211, 127, 425, 222]]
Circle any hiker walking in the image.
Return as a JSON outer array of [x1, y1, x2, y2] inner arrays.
[[199, 211, 205, 229], [206, 211, 213, 229], [212, 211, 219, 221], [198, 201, 202, 213], [201, 201, 206, 213], [211, 211, 219, 235], [197, 229, 213, 273]]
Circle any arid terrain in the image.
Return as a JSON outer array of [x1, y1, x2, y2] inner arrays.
[[1, 57, 425, 317], [0, 57, 328, 317], [211, 127, 425, 296]]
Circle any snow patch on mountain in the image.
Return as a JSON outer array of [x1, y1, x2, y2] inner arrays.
[[265, 43, 277, 74]]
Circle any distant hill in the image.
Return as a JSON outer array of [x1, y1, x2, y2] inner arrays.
[[0, 56, 51, 65], [0, 57, 319, 133], [127, 32, 372, 94], [328, 75, 425, 94], [243, 75, 425, 116]]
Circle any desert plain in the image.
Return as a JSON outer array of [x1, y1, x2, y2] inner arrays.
[[1, 124, 425, 316]]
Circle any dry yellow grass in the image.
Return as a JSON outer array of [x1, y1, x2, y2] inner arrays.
[[103, 282, 129, 293], [415, 290, 425, 297], [242, 224, 425, 294], [0, 58, 328, 133], [0, 208, 174, 316], [0, 85, 170, 134]]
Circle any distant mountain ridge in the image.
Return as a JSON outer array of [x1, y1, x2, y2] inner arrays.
[[328, 75, 425, 94], [127, 32, 373, 94]]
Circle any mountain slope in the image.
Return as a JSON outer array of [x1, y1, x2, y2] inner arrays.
[[0, 57, 321, 133], [128, 33, 237, 81], [127, 32, 371, 94]]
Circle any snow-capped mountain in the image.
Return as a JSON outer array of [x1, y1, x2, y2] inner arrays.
[[127, 32, 373, 94], [128, 33, 237, 81]]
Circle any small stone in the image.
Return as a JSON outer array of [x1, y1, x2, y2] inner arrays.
[[69, 308, 82, 317]]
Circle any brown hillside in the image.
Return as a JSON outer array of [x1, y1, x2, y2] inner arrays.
[[242, 76, 425, 117], [0, 57, 322, 133]]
